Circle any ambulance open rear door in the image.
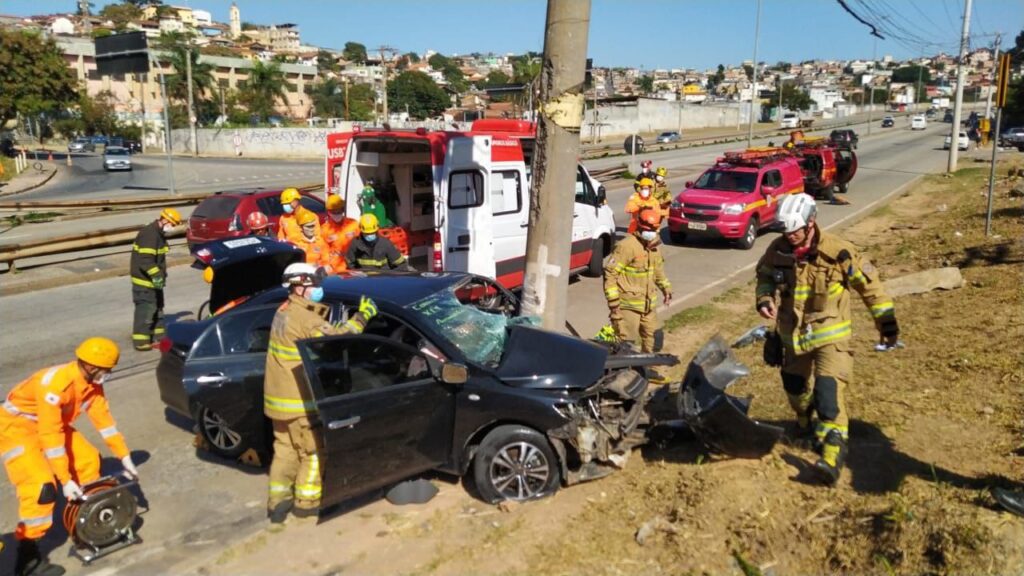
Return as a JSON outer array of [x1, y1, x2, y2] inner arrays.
[[443, 135, 495, 278]]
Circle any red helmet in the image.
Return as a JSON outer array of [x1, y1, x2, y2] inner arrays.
[[246, 211, 269, 231], [637, 208, 661, 231], [641, 160, 653, 169]]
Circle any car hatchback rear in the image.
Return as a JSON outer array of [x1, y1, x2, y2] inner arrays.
[[186, 189, 327, 248]]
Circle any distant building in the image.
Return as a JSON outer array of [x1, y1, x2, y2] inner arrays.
[[229, 2, 241, 39], [251, 23, 301, 53]]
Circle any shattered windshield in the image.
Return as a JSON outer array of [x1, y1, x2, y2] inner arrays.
[[406, 286, 539, 366], [693, 170, 757, 193]]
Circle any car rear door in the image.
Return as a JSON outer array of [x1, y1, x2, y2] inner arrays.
[[444, 135, 496, 278], [296, 334, 456, 508]]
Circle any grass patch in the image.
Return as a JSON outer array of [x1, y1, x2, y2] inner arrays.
[[3, 211, 63, 227], [620, 169, 635, 180], [663, 303, 717, 331]]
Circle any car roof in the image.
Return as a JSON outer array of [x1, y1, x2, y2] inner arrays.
[[322, 271, 470, 307], [201, 188, 323, 200], [105, 146, 128, 151]]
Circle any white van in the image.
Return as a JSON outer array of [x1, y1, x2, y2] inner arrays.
[[911, 115, 927, 130], [324, 120, 617, 290], [780, 113, 800, 129]]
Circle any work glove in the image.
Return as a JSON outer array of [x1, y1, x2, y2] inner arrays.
[[151, 276, 166, 290], [121, 455, 139, 481], [63, 480, 84, 501], [878, 317, 900, 348], [358, 296, 378, 320]]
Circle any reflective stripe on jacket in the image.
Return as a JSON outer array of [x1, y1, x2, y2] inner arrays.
[[603, 234, 670, 314], [0, 361, 129, 484], [322, 217, 360, 272], [345, 236, 407, 271], [755, 226, 895, 355], [130, 221, 168, 288], [263, 294, 370, 420]]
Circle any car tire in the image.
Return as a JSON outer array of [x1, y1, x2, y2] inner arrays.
[[669, 230, 687, 245], [736, 217, 758, 250], [473, 425, 561, 504], [197, 404, 248, 459], [584, 237, 606, 278]]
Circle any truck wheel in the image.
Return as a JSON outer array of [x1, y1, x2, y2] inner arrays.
[[736, 217, 758, 250], [584, 237, 606, 278], [669, 230, 687, 245]]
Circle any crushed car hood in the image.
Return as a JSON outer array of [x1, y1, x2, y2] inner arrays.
[[495, 326, 607, 390]]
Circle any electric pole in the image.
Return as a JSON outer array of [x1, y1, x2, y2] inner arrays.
[[984, 33, 1001, 120], [746, 0, 761, 147], [186, 34, 198, 157], [947, 0, 972, 173], [866, 36, 877, 136], [150, 52, 177, 195], [915, 48, 924, 112], [376, 46, 396, 123], [140, 73, 147, 154], [521, 0, 591, 330]]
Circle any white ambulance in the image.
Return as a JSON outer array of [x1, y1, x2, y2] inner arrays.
[[324, 119, 617, 290]]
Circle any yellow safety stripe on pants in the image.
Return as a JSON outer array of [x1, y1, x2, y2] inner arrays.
[[604, 288, 620, 299], [269, 481, 292, 494], [870, 301, 895, 318], [268, 341, 302, 361], [356, 257, 387, 267], [848, 269, 867, 286], [132, 244, 169, 255], [132, 333, 152, 342], [263, 395, 316, 414], [146, 266, 162, 276], [20, 514, 52, 527], [815, 421, 849, 441], [792, 320, 852, 351], [153, 327, 165, 335], [295, 454, 321, 499], [2, 445, 25, 462], [131, 277, 156, 288]]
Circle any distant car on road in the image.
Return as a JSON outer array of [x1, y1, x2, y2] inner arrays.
[[103, 146, 132, 171], [925, 108, 937, 118], [656, 131, 681, 144], [108, 136, 125, 149], [124, 139, 142, 153], [90, 135, 110, 146], [999, 127, 1024, 150], [185, 188, 327, 248], [943, 110, 954, 123], [911, 115, 927, 130], [780, 113, 800, 129], [881, 116, 895, 128], [68, 137, 96, 153], [829, 129, 859, 149], [944, 131, 969, 151]]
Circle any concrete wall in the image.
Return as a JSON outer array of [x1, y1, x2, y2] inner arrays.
[[582, 99, 760, 140], [171, 127, 335, 158]]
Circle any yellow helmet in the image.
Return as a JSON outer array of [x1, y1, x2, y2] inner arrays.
[[326, 194, 344, 212], [160, 208, 182, 226], [638, 177, 654, 188], [297, 209, 319, 227], [359, 213, 379, 234], [76, 337, 120, 369], [280, 188, 301, 204], [656, 167, 667, 177]]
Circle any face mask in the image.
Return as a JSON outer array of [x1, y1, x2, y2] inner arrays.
[[87, 368, 110, 385], [162, 224, 174, 234], [308, 286, 324, 303], [640, 188, 651, 199], [640, 230, 658, 242], [329, 212, 344, 223], [302, 225, 316, 238], [283, 204, 294, 214], [364, 233, 377, 243], [656, 176, 665, 183]]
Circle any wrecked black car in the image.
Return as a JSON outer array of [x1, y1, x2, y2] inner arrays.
[[156, 271, 687, 505]]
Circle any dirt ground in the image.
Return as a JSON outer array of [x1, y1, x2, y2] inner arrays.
[[202, 159, 1024, 576]]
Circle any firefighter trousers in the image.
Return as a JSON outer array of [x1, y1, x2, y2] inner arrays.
[[132, 286, 165, 349], [780, 343, 851, 442], [612, 308, 660, 353], [0, 417, 100, 541], [268, 417, 321, 512]]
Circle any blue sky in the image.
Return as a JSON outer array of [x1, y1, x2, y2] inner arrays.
[[4, 1, 1020, 70]]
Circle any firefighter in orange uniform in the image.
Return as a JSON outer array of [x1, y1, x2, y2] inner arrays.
[[277, 188, 321, 246], [625, 177, 661, 234], [1, 338, 138, 576], [293, 210, 333, 272], [321, 195, 360, 272]]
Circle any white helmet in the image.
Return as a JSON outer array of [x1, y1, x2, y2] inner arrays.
[[777, 193, 817, 233], [281, 263, 324, 287]]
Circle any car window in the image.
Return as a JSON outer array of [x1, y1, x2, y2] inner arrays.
[[575, 167, 595, 205], [694, 169, 757, 193], [304, 336, 433, 398], [762, 170, 782, 189], [216, 305, 277, 355], [191, 324, 223, 359], [193, 196, 241, 219], [490, 170, 521, 216], [449, 170, 484, 208], [257, 196, 285, 217], [106, 148, 129, 156], [299, 195, 325, 214]]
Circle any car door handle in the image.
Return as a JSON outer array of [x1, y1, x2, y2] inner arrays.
[[197, 373, 227, 386], [327, 416, 361, 430]]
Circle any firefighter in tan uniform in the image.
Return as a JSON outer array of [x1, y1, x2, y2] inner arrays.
[[755, 194, 898, 484], [604, 208, 672, 353], [653, 167, 672, 219], [264, 263, 378, 522]]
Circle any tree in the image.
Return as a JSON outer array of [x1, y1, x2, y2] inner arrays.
[[480, 70, 510, 88], [78, 90, 121, 136], [743, 64, 754, 81], [0, 29, 79, 132], [1003, 29, 1024, 124], [511, 55, 541, 84], [402, 51, 420, 64], [156, 33, 215, 111], [637, 75, 654, 95], [428, 53, 468, 93], [782, 82, 814, 111], [307, 77, 345, 118], [892, 65, 931, 85], [772, 61, 791, 71], [99, 3, 141, 30], [387, 70, 449, 119], [346, 83, 376, 121], [317, 50, 339, 74], [238, 60, 292, 122], [342, 41, 367, 64]]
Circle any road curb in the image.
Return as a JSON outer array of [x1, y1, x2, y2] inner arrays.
[[656, 173, 927, 320], [0, 164, 58, 198]]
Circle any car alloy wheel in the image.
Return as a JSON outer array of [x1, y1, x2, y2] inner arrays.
[[474, 425, 561, 503], [199, 406, 244, 457]]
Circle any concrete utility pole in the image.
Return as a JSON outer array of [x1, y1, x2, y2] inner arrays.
[[186, 35, 198, 157], [376, 46, 396, 123], [984, 33, 1001, 120], [746, 0, 761, 148], [947, 0, 973, 173], [866, 36, 877, 136], [915, 49, 925, 112], [520, 0, 591, 330], [140, 73, 147, 154], [150, 53, 177, 195]]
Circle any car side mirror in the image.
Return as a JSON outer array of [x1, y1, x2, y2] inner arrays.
[[761, 185, 776, 195], [685, 181, 694, 188], [596, 185, 606, 204], [440, 363, 468, 385]]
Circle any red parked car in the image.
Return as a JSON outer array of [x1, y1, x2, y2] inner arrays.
[[186, 189, 327, 248]]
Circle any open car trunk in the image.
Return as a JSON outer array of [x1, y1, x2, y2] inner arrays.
[[192, 237, 305, 315], [834, 148, 857, 185]]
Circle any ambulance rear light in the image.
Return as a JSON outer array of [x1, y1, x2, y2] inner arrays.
[[431, 230, 443, 272]]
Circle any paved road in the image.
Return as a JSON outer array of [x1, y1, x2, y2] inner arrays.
[[13, 151, 322, 202], [0, 119, 967, 574]]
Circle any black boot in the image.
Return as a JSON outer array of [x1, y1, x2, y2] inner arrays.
[[993, 488, 1024, 517], [813, 429, 847, 486], [15, 540, 65, 576], [267, 500, 293, 524]]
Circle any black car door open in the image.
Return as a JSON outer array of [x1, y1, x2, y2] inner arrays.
[[296, 334, 456, 509]]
